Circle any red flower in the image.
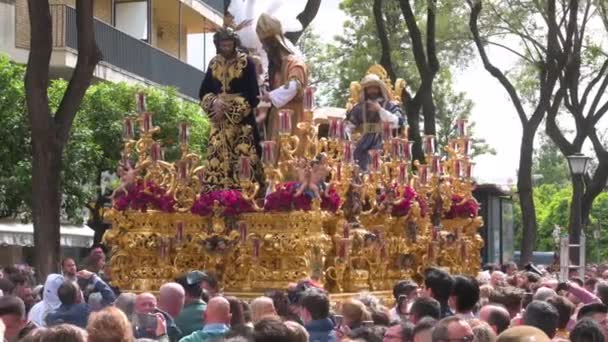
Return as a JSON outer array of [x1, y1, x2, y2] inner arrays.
[[113, 180, 175, 213], [191, 189, 254, 217], [264, 182, 341, 213], [445, 194, 479, 219]]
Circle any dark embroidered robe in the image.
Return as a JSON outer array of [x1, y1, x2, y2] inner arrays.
[[199, 52, 263, 191]]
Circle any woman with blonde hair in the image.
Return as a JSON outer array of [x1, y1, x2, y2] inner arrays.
[[86, 306, 136, 342], [284, 321, 309, 342], [339, 299, 372, 338]]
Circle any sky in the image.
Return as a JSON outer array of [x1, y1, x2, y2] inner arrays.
[[188, 0, 524, 185]]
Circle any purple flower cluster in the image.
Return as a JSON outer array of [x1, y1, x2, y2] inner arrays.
[[191, 189, 254, 217], [264, 182, 341, 213], [445, 194, 479, 219], [113, 180, 175, 213]]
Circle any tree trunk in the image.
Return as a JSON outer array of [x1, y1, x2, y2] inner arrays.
[[25, 0, 100, 281], [518, 126, 538, 266], [31, 136, 63, 277]]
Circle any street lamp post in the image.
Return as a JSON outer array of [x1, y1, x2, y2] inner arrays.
[[567, 153, 590, 268]]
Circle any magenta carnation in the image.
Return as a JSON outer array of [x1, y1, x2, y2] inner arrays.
[[264, 182, 340, 213], [113, 180, 175, 213], [445, 194, 479, 219], [191, 189, 254, 217]]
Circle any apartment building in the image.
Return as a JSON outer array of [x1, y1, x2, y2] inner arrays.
[[0, 0, 224, 99]]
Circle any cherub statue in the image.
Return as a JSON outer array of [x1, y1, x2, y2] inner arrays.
[[110, 162, 138, 199], [294, 159, 321, 199], [342, 166, 364, 225]]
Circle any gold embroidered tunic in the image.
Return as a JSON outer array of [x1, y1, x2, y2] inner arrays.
[[199, 52, 263, 191]]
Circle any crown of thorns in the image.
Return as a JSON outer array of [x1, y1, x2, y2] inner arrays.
[[213, 27, 240, 45]]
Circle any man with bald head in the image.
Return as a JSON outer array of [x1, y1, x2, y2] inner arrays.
[[179, 296, 231, 342], [134, 292, 182, 341], [159, 283, 185, 318], [479, 304, 510, 335], [250, 296, 277, 323]]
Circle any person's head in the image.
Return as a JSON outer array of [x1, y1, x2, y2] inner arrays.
[[364, 85, 383, 101], [533, 287, 556, 302], [256, 13, 291, 59], [504, 262, 518, 276], [491, 271, 506, 288], [0, 279, 15, 296], [449, 276, 479, 314], [134, 293, 157, 315], [393, 280, 418, 302], [225, 296, 246, 327], [348, 325, 387, 342], [175, 273, 204, 301], [115, 293, 136, 319], [201, 272, 220, 298], [158, 282, 185, 318], [57, 281, 79, 306], [570, 318, 606, 342], [61, 258, 77, 278], [479, 304, 510, 335], [205, 296, 231, 325], [431, 316, 474, 342], [213, 27, 239, 59], [423, 268, 454, 304], [341, 298, 372, 329], [488, 286, 524, 318], [410, 296, 441, 324], [87, 306, 134, 342], [413, 317, 436, 342], [496, 326, 551, 342], [251, 296, 277, 323], [45, 324, 87, 342], [577, 303, 608, 338], [523, 300, 558, 338], [383, 320, 414, 342], [369, 306, 390, 326], [87, 253, 105, 274], [0, 296, 26, 341], [298, 288, 330, 325], [597, 282, 608, 306], [252, 318, 293, 342], [284, 321, 308, 342], [546, 295, 574, 330], [586, 278, 600, 293], [265, 290, 298, 322], [470, 321, 497, 342]]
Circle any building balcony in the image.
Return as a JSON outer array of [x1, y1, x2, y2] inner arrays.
[[1, 0, 224, 100]]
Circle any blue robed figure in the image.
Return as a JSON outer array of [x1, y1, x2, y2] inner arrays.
[[344, 74, 404, 171]]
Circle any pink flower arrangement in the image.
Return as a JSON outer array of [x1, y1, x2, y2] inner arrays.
[[445, 194, 479, 219], [264, 182, 341, 213], [113, 180, 175, 213], [191, 189, 254, 217], [377, 185, 427, 217]]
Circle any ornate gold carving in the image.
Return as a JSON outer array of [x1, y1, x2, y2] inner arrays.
[[210, 52, 249, 93]]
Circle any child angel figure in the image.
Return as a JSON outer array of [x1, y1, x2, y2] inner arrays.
[[294, 154, 331, 199], [110, 161, 138, 199]]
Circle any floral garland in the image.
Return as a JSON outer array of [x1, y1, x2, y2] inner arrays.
[[113, 180, 175, 213], [191, 189, 254, 217], [377, 185, 427, 217], [264, 182, 341, 213], [445, 194, 479, 219]]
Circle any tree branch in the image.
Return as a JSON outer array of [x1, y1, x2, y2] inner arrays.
[[373, 0, 397, 82], [580, 58, 608, 111], [55, 0, 101, 145], [397, 0, 430, 80], [467, 0, 528, 125], [284, 0, 322, 43], [25, 0, 53, 134], [426, 0, 439, 74]]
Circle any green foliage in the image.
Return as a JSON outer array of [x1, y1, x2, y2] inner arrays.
[[314, 0, 473, 107], [532, 132, 570, 186], [0, 55, 209, 223]]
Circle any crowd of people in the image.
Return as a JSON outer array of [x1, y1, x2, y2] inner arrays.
[[2, 252, 608, 342]]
